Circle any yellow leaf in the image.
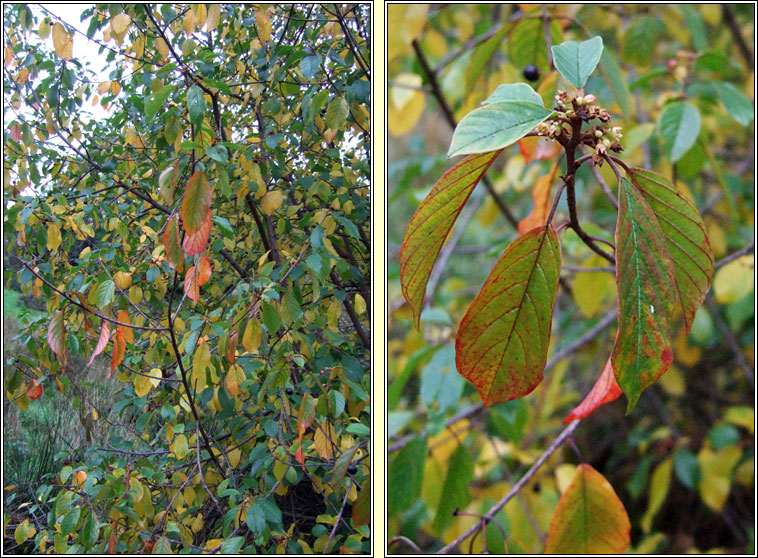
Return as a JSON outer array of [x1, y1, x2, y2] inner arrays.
[[387, 4, 428, 62], [51, 22, 73, 60], [191, 341, 211, 391], [225, 363, 245, 396], [554, 463, 576, 494], [724, 406, 754, 435], [713, 255, 754, 303], [573, 260, 615, 317], [134, 372, 152, 397], [205, 4, 221, 31], [227, 448, 241, 468], [241, 319, 262, 354], [110, 81, 121, 95], [255, 9, 271, 43], [172, 434, 189, 460], [313, 422, 335, 459], [388, 73, 425, 136], [113, 271, 132, 289], [327, 300, 342, 328], [195, 4, 207, 28], [190, 514, 203, 533], [641, 458, 672, 532], [46, 223, 61, 251], [182, 10, 196, 36], [674, 327, 701, 366], [260, 190, 283, 215], [353, 294, 366, 315], [698, 444, 741, 511], [156, 38, 169, 60], [111, 13, 131, 35]]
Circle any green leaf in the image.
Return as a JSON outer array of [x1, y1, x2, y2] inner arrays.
[[546, 464, 631, 553], [657, 101, 701, 162], [465, 25, 509, 93], [221, 536, 245, 554], [612, 178, 676, 412], [300, 54, 321, 80], [551, 36, 604, 89], [481, 82, 544, 106], [153, 536, 172, 554], [388, 435, 426, 515], [81, 509, 99, 550], [262, 302, 281, 333], [332, 443, 360, 495], [455, 226, 561, 406], [399, 150, 502, 326], [447, 101, 552, 158], [433, 443, 474, 535], [674, 447, 701, 490], [187, 84, 205, 124], [419, 343, 463, 413], [628, 168, 714, 332], [641, 458, 672, 532], [325, 97, 348, 130], [95, 279, 115, 309], [145, 85, 175, 120], [623, 15, 662, 66], [246, 499, 267, 535], [508, 18, 563, 73], [60, 507, 81, 536], [713, 81, 754, 126], [679, 5, 707, 52]]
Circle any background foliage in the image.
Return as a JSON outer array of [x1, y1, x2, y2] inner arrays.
[[4, 3, 370, 554], [388, 4, 753, 554]]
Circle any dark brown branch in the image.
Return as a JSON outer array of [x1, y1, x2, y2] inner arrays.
[[330, 271, 370, 350], [721, 5, 754, 69], [219, 248, 248, 279]]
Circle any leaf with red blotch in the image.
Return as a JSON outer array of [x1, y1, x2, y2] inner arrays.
[[110, 329, 126, 378], [10, 123, 22, 143], [294, 393, 316, 470], [182, 209, 211, 256], [47, 310, 67, 369], [628, 168, 714, 333], [612, 177, 676, 412], [87, 320, 110, 366], [564, 358, 622, 424], [227, 331, 238, 364], [183, 256, 212, 302], [181, 170, 213, 234], [546, 464, 631, 554], [117, 310, 134, 344], [518, 136, 562, 165], [294, 443, 305, 470], [400, 150, 503, 327], [518, 160, 560, 234], [163, 214, 184, 272], [27, 379, 42, 400], [456, 225, 561, 406]]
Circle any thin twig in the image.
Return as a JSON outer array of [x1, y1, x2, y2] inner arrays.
[[715, 241, 754, 269]]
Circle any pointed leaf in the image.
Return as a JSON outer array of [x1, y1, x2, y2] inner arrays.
[[508, 18, 562, 74], [226, 331, 238, 364], [564, 358, 622, 424], [297, 393, 316, 433], [433, 443, 474, 535], [95, 279, 116, 309], [241, 319, 262, 353], [641, 458, 672, 532], [599, 49, 632, 116], [111, 13, 131, 34], [117, 309, 134, 344], [260, 190, 283, 215], [629, 168, 714, 332], [163, 214, 184, 272], [455, 226, 561, 406], [657, 101, 701, 162], [551, 36, 604, 89], [181, 170, 213, 234], [182, 209, 211, 256], [400, 150, 502, 326], [713, 81, 754, 126], [187, 85, 205, 123], [26, 379, 42, 400], [546, 464, 631, 553], [110, 329, 125, 378], [612, 178, 676, 412], [48, 310, 66, 366], [52, 22, 73, 60], [518, 160, 559, 234], [447, 101, 553, 158], [325, 97, 349, 131], [465, 26, 511, 94], [87, 320, 110, 366]]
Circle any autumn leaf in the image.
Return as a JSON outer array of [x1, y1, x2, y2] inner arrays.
[[456, 226, 561, 406], [182, 209, 212, 256], [183, 256, 211, 302], [628, 168, 714, 333], [111, 13, 131, 35], [163, 214, 184, 272], [225, 363, 245, 396], [260, 190, 283, 215], [518, 160, 560, 234], [181, 170, 213, 235], [26, 379, 42, 400], [110, 329, 126, 378], [564, 358, 622, 424], [612, 177, 676, 412], [117, 309, 134, 344], [546, 464, 631, 553], [87, 320, 110, 366], [400, 150, 503, 327], [241, 319, 262, 353], [227, 331, 238, 364], [313, 421, 336, 459], [518, 136, 562, 165], [51, 22, 73, 60], [47, 310, 67, 369]]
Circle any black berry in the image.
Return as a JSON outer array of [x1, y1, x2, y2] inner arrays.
[[285, 387, 294, 395], [523, 64, 540, 82], [347, 464, 357, 475]]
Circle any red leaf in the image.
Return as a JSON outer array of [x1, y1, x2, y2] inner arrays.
[[163, 214, 184, 272], [564, 358, 622, 424], [518, 136, 561, 165], [546, 464, 631, 553], [87, 320, 110, 366], [26, 379, 42, 400], [183, 256, 212, 302], [117, 309, 134, 344], [110, 329, 126, 378], [455, 226, 561, 406], [294, 444, 305, 471], [47, 310, 67, 369], [400, 150, 502, 327], [9, 123, 22, 142], [517, 160, 560, 234], [181, 170, 213, 234], [182, 209, 211, 256]]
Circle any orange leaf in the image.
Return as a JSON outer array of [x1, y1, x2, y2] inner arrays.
[[47, 310, 67, 369], [182, 209, 211, 256], [181, 170, 213, 234], [110, 329, 125, 377], [227, 331, 238, 364], [26, 379, 42, 400], [87, 320, 110, 366], [117, 310, 134, 344], [163, 214, 184, 272], [294, 443, 305, 471], [564, 358, 622, 424], [197, 255, 211, 286], [184, 264, 200, 302], [518, 160, 560, 234], [546, 464, 631, 553], [518, 136, 562, 165]]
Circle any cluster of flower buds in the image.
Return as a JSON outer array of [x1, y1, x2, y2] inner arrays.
[[534, 120, 568, 140], [555, 91, 612, 123]]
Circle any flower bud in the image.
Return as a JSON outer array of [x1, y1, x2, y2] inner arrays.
[[584, 94, 596, 103]]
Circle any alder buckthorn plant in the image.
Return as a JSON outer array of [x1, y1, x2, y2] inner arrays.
[[388, 4, 753, 554]]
